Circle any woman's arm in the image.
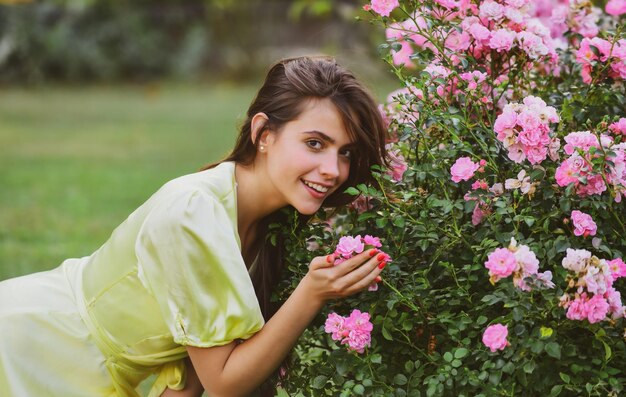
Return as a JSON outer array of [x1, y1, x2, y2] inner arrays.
[[187, 249, 384, 397]]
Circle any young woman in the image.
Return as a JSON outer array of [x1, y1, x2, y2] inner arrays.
[[0, 56, 389, 397]]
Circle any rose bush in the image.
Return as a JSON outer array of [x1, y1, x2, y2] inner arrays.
[[274, 1, 626, 396]]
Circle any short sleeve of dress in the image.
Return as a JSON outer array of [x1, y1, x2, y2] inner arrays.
[[135, 188, 264, 347]]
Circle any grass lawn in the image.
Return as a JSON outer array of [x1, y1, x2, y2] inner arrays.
[[0, 82, 257, 280]]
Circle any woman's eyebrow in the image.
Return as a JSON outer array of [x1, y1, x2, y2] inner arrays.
[[302, 130, 335, 143], [302, 130, 355, 147]]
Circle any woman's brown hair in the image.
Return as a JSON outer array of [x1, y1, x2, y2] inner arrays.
[[201, 55, 388, 395]]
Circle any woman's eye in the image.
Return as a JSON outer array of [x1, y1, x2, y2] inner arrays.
[[306, 140, 323, 150], [340, 149, 352, 159]]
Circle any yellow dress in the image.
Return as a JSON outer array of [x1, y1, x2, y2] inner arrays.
[[0, 162, 265, 397]]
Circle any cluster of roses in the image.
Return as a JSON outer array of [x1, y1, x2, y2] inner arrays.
[[537, 0, 601, 41], [575, 36, 626, 84], [385, 0, 558, 68], [484, 237, 555, 291], [555, 126, 626, 202], [373, 0, 626, 126], [379, 0, 561, 111], [324, 235, 391, 353], [481, 242, 626, 353], [449, 157, 542, 226], [559, 248, 626, 323], [324, 310, 374, 354], [493, 96, 560, 165]]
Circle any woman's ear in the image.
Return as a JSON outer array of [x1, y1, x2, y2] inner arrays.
[[250, 113, 270, 150]]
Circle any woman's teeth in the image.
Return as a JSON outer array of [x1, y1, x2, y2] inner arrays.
[[303, 180, 329, 193]]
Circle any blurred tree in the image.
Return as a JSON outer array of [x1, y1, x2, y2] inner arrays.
[[0, 0, 376, 84]]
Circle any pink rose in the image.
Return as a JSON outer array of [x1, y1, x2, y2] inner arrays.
[[335, 235, 365, 258], [450, 156, 480, 183], [370, 0, 399, 17], [514, 244, 539, 276], [363, 235, 383, 248], [325, 310, 373, 354], [563, 131, 600, 155], [578, 174, 607, 196], [349, 195, 373, 214], [566, 296, 589, 321], [494, 110, 517, 143], [536, 271, 555, 289], [562, 248, 591, 274], [472, 204, 487, 226], [554, 157, 581, 187], [570, 210, 597, 237], [479, 1, 504, 21], [468, 23, 491, 42], [484, 247, 517, 281], [324, 313, 345, 341], [609, 118, 626, 135], [524, 144, 549, 164], [606, 0, 626, 16], [342, 309, 373, 353], [605, 287, 625, 319], [482, 324, 509, 352], [387, 147, 408, 182], [608, 258, 626, 281], [391, 41, 415, 68], [517, 31, 549, 60], [446, 30, 471, 51], [488, 29, 517, 52], [586, 294, 610, 324]]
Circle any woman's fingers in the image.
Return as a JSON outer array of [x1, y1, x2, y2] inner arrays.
[[309, 254, 336, 270], [333, 249, 379, 276], [337, 255, 384, 294]]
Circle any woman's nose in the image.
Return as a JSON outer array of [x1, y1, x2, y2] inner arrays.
[[319, 153, 340, 179]]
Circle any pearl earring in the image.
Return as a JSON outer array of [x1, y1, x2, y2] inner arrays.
[[259, 145, 265, 151]]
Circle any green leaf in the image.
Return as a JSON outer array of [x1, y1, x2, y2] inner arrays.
[[601, 339, 612, 360], [394, 374, 408, 385], [376, 217, 389, 228], [559, 372, 571, 384], [382, 324, 393, 341], [370, 354, 382, 364], [530, 340, 544, 354], [540, 326, 553, 339], [545, 342, 561, 359], [443, 352, 453, 362], [312, 375, 328, 389], [454, 348, 469, 359], [276, 387, 289, 397], [344, 187, 360, 196], [353, 384, 365, 395], [502, 362, 515, 374], [523, 361, 536, 374], [393, 216, 406, 228], [549, 385, 563, 397]]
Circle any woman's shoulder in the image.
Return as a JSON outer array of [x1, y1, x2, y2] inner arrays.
[[153, 161, 237, 207]]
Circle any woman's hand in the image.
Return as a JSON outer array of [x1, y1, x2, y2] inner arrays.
[[300, 249, 385, 304]]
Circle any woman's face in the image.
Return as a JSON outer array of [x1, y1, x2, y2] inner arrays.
[[261, 98, 354, 215]]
